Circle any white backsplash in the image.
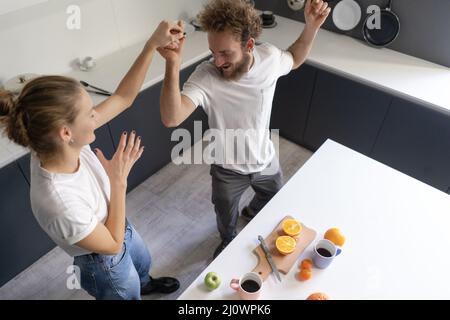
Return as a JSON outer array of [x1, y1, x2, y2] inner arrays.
[[0, 0, 207, 85]]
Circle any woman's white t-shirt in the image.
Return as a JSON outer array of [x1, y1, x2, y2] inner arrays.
[[30, 146, 110, 257]]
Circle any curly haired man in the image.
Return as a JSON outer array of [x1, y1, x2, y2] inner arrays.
[[158, 0, 330, 258]]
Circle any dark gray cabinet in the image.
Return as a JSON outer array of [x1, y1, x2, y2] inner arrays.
[[109, 82, 175, 191], [178, 58, 209, 145], [0, 159, 55, 287], [17, 153, 31, 185], [303, 69, 392, 155], [371, 98, 450, 192], [90, 124, 115, 160], [270, 64, 316, 145]]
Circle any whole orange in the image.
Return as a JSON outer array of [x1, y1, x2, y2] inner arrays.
[[306, 292, 330, 300], [297, 269, 312, 281], [324, 227, 345, 247], [300, 259, 313, 270]]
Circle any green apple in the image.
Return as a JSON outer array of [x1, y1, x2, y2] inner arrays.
[[204, 271, 221, 290]]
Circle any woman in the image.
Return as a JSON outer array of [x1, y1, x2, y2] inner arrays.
[[0, 21, 184, 300]]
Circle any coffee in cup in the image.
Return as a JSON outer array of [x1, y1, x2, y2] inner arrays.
[[230, 272, 262, 300]]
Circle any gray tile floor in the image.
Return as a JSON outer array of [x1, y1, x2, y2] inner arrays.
[[0, 136, 312, 300]]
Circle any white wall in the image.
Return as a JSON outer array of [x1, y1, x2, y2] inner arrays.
[[0, 0, 207, 85], [0, 0, 48, 15]]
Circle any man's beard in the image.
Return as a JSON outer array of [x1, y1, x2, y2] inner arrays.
[[219, 52, 253, 81]]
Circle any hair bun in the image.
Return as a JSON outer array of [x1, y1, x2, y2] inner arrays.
[[0, 89, 30, 148], [0, 90, 16, 117]]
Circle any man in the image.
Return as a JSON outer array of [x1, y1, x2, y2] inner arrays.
[[158, 0, 330, 258]]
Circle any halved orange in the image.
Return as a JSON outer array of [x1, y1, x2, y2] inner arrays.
[[282, 219, 302, 237], [275, 235, 296, 255]]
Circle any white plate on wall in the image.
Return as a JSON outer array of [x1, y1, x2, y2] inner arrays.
[[332, 0, 362, 31]]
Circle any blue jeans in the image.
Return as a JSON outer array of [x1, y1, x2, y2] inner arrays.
[[73, 222, 151, 300]]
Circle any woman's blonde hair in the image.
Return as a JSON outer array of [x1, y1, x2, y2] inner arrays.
[[0, 76, 82, 157], [198, 0, 262, 46]]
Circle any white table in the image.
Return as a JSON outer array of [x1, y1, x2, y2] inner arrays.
[[178, 139, 450, 300]]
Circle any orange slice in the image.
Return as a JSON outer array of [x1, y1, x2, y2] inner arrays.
[[282, 219, 302, 237], [275, 235, 296, 255]]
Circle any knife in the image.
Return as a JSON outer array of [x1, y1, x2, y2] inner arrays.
[[80, 81, 113, 96], [258, 235, 282, 282], [85, 89, 112, 97]]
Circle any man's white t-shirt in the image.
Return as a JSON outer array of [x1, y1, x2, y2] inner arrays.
[[30, 146, 110, 257], [182, 42, 293, 174]]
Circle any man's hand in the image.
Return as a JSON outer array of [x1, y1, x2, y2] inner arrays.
[[157, 35, 186, 66], [147, 20, 184, 51], [304, 0, 331, 31]]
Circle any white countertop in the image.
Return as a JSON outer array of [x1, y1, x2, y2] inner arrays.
[[0, 137, 27, 168], [260, 16, 450, 113], [1, 14, 449, 168], [179, 139, 450, 300]]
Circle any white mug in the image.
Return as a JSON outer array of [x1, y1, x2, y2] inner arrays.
[[230, 272, 263, 300], [79, 56, 96, 71]]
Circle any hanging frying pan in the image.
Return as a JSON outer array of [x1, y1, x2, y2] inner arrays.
[[362, 0, 400, 48]]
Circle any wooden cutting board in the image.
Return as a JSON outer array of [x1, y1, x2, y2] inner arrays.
[[252, 216, 317, 281]]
